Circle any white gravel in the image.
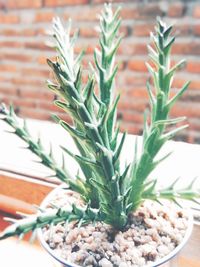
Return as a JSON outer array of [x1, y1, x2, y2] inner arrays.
[[42, 190, 189, 267]]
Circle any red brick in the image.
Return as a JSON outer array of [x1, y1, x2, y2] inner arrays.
[[24, 41, 52, 51], [120, 26, 129, 37], [11, 78, 44, 87], [172, 43, 189, 55], [174, 24, 191, 36], [74, 43, 96, 55], [172, 42, 200, 55], [0, 13, 19, 24], [172, 78, 200, 90], [120, 7, 139, 20], [172, 103, 200, 118], [168, 3, 185, 17], [64, 6, 101, 21], [22, 28, 46, 36], [0, 0, 6, 8], [35, 11, 54, 22], [37, 101, 60, 112], [0, 64, 16, 72], [121, 4, 164, 20], [1, 28, 40, 37], [190, 118, 200, 132], [119, 73, 148, 86], [189, 42, 200, 55], [133, 24, 154, 37], [0, 29, 18, 36], [20, 68, 50, 78], [37, 56, 47, 65], [128, 60, 148, 72], [180, 90, 200, 102], [119, 43, 147, 55], [2, 53, 33, 62], [79, 25, 127, 38], [91, 0, 105, 3], [19, 88, 54, 101], [171, 78, 184, 88], [122, 111, 144, 124], [0, 86, 19, 95], [21, 68, 50, 79], [19, 107, 52, 120], [12, 98, 37, 109], [118, 98, 147, 112], [135, 44, 148, 55], [139, 4, 164, 18], [80, 27, 98, 38], [7, 0, 42, 9], [92, 0, 130, 3], [127, 87, 148, 99], [120, 122, 142, 136], [37, 55, 56, 65], [190, 80, 200, 90], [187, 62, 200, 73], [193, 6, 200, 18], [193, 24, 200, 36], [0, 76, 8, 83], [45, 0, 88, 7], [0, 41, 22, 48]]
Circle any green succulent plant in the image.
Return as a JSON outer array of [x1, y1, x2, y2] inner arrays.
[[0, 4, 199, 241]]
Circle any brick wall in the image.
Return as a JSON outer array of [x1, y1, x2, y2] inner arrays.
[[0, 0, 200, 143]]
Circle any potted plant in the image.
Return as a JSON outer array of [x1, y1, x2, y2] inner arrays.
[[0, 3, 199, 267]]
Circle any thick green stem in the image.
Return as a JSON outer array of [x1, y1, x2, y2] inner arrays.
[[0, 204, 100, 241]]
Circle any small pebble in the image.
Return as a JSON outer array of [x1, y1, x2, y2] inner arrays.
[[99, 258, 113, 267], [157, 245, 170, 255], [83, 255, 97, 266], [53, 233, 63, 244]]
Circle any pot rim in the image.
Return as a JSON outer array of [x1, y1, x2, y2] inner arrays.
[[37, 186, 193, 267]]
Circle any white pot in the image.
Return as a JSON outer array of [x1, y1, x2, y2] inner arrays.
[[37, 186, 193, 267]]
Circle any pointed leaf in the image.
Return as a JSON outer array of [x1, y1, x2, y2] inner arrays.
[[167, 81, 190, 109], [60, 121, 86, 141], [162, 124, 188, 141], [114, 132, 126, 163]]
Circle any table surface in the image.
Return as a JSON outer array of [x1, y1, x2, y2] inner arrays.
[[0, 238, 61, 267]]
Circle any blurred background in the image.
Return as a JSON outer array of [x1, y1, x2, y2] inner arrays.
[[0, 0, 200, 143]]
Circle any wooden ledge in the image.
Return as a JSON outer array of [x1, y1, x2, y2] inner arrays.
[[0, 194, 36, 216], [0, 170, 54, 215]]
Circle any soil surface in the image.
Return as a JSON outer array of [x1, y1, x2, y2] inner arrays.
[[42, 190, 189, 267]]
